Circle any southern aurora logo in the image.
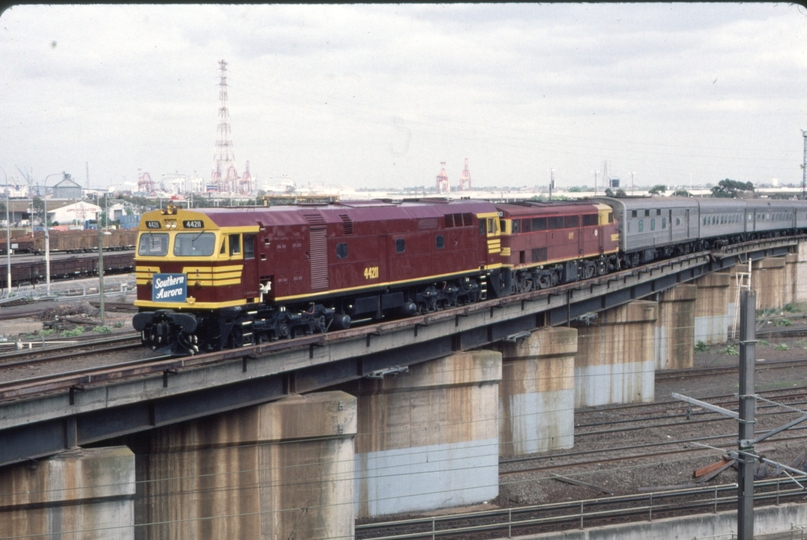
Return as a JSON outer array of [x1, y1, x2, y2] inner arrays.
[[152, 273, 187, 302]]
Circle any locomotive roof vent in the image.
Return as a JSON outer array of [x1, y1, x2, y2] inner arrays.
[[339, 214, 354, 235]]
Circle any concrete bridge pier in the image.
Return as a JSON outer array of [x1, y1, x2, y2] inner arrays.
[[654, 284, 696, 370], [753, 256, 789, 311], [694, 273, 730, 345], [572, 300, 657, 408], [135, 391, 356, 540], [0, 446, 135, 540], [336, 350, 501, 519], [795, 242, 807, 303], [495, 327, 577, 456]]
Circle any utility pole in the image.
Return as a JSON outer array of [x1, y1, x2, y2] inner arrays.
[[549, 169, 555, 201], [802, 130, 806, 200], [737, 289, 756, 540], [98, 225, 105, 326]]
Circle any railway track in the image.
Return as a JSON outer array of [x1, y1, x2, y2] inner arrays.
[[356, 478, 807, 539], [657, 356, 807, 380], [0, 333, 142, 368]]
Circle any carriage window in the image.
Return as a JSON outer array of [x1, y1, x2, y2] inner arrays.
[[662, 217, 667, 229], [229, 234, 241, 256], [244, 236, 255, 260], [651, 218, 656, 231], [564, 215, 579, 228], [548, 217, 564, 230], [336, 242, 348, 259], [645, 210, 650, 217], [532, 217, 547, 231], [656, 209, 661, 216], [676, 218, 681, 226], [436, 235, 444, 249], [138, 233, 169, 256], [631, 210, 638, 218], [639, 220, 644, 232], [395, 238, 405, 253], [174, 232, 216, 257]]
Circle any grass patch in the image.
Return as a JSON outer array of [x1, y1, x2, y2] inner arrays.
[[695, 341, 710, 352], [775, 318, 793, 327], [774, 343, 790, 351], [724, 344, 739, 355], [60, 327, 85, 338], [758, 339, 770, 347], [93, 326, 113, 334]]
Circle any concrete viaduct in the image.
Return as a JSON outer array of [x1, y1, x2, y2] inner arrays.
[[0, 238, 804, 539]]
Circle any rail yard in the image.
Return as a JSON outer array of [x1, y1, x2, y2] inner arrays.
[[3, 249, 807, 538]]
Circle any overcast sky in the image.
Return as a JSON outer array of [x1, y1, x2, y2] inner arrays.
[[1, 3, 806, 193]]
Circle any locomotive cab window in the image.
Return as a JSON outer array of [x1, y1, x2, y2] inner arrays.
[[138, 233, 169, 256], [244, 236, 255, 260], [336, 242, 348, 259], [511, 220, 520, 234], [229, 234, 241, 256], [174, 232, 216, 257], [583, 214, 598, 227], [395, 238, 406, 253]]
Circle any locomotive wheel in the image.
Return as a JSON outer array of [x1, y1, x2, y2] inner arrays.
[[277, 322, 290, 339], [596, 258, 607, 276]]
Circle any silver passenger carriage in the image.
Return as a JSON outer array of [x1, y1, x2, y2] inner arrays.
[[593, 197, 699, 267]]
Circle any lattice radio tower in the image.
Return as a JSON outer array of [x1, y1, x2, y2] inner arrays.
[[211, 59, 240, 194], [458, 158, 472, 191], [436, 162, 450, 193]]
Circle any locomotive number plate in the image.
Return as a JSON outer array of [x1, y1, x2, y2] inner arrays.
[[152, 273, 187, 302], [183, 220, 204, 229], [364, 266, 379, 280], [145, 221, 161, 229]]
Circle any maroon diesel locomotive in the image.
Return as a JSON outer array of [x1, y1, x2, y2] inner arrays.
[[134, 199, 506, 354]]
